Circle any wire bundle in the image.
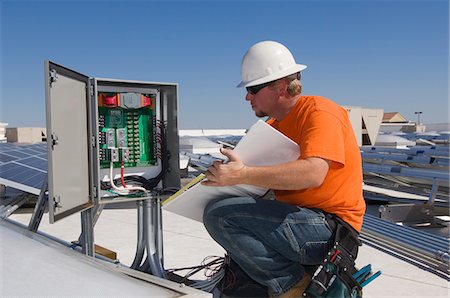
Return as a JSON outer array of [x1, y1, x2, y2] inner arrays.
[[102, 120, 171, 197], [166, 256, 226, 292], [109, 161, 149, 196]]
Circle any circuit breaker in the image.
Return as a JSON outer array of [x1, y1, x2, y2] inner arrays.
[[45, 61, 180, 223]]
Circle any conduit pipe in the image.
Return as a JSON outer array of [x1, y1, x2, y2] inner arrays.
[[0, 197, 31, 219], [143, 198, 166, 278], [361, 214, 449, 278], [131, 200, 145, 269]]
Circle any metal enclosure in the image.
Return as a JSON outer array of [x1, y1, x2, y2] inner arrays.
[[45, 61, 93, 223], [92, 78, 180, 202], [45, 61, 180, 223]]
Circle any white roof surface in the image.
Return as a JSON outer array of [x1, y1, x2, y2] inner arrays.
[[3, 208, 449, 297]]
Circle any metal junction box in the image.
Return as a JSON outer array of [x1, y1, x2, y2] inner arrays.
[[45, 61, 180, 223]]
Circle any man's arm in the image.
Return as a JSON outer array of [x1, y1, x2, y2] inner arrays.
[[202, 147, 331, 190]]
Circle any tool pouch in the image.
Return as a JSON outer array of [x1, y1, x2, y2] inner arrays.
[[304, 214, 363, 298]]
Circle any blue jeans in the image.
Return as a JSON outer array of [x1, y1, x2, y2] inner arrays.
[[203, 196, 333, 296]]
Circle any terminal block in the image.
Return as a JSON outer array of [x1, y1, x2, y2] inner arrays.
[[110, 148, 119, 162], [106, 128, 116, 149], [121, 148, 130, 162], [98, 91, 158, 169], [116, 128, 127, 148]]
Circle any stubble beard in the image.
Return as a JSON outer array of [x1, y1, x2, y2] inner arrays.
[[254, 109, 268, 118]]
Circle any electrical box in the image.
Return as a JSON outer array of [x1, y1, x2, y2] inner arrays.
[[45, 61, 180, 223]]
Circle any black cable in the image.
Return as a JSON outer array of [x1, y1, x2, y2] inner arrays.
[[166, 256, 225, 282]]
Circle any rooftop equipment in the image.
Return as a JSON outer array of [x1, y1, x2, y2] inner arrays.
[[40, 61, 181, 269]]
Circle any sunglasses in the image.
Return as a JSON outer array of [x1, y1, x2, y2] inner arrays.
[[246, 81, 272, 95], [246, 72, 302, 95]]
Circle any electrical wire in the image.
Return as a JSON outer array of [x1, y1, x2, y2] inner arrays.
[[120, 161, 127, 188], [105, 189, 144, 197], [166, 256, 226, 292], [109, 161, 148, 196], [101, 120, 169, 195]]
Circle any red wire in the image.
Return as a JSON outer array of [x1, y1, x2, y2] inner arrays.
[[121, 161, 127, 188]]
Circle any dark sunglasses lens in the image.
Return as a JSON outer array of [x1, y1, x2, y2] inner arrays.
[[246, 84, 265, 95], [246, 86, 256, 94]]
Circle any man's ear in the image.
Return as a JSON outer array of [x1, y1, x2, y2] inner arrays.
[[276, 79, 288, 96]]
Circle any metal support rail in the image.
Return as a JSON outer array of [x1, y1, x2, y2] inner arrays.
[[361, 152, 449, 167], [361, 214, 449, 279], [3, 217, 116, 264], [360, 146, 450, 157], [362, 163, 449, 182]]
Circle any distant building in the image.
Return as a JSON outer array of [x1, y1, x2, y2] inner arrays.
[[380, 112, 424, 133], [383, 112, 408, 123], [0, 122, 7, 143], [6, 127, 46, 143], [343, 106, 384, 147]]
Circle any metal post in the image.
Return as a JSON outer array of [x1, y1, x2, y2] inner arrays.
[[76, 203, 104, 247], [153, 196, 164, 266], [80, 208, 95, 256], [91, 203, 105, 227], [28, 178, 48, 232], [414, 111, 423, 125], [428, 178, 438, 204]]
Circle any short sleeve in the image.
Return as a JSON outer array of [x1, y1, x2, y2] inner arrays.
[[300, 110, 346, 167]]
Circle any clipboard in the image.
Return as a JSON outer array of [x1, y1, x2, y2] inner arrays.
[[163, 120, 300, 222]]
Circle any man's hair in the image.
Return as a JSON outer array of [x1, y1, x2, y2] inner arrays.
[[286, 78, 302, 97], [269, 73, 302, 97], [271, 74, 302, 97]]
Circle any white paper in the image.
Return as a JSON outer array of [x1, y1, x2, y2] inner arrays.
[[163, 120, 300, 222]]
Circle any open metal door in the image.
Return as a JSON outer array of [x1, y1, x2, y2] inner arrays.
[[45, 61, 93, 223]]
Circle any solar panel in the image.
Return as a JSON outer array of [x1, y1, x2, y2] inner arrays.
[[16, 148, 44, 156], [18, 156, 48, 172], [1, 150, 31, 159], [0, 142, 47, 195], [28, 144, 47, 153], [0, 163, 45, 185], [0, 143, 20, 150], [0, 153, 19, 163]]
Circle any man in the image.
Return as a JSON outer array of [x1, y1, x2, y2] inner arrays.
[[202, 40, 366, 297]]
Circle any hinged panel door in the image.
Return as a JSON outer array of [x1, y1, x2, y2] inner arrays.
[[45, 61, 93, 223]]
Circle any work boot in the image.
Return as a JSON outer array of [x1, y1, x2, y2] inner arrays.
[[219, 257, 269, 297], [276, 273, 311, 298]]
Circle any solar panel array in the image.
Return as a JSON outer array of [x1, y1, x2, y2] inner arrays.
[[0, 143, 47, 195]]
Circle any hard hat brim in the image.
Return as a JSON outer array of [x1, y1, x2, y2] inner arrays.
[[237, 64, 307, 88]]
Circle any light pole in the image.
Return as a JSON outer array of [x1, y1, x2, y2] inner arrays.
[[414, 111, 422, 125]]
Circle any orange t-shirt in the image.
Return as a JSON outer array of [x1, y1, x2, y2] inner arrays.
[[267, 95, 366, 231]]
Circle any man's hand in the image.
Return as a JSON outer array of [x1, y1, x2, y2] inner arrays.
[[202, 147, 246, 187]]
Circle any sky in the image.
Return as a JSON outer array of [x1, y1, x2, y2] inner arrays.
[[1, 0, 448, 130]]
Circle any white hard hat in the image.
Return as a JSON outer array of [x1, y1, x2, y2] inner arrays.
[[237, 40, 307, 88]]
